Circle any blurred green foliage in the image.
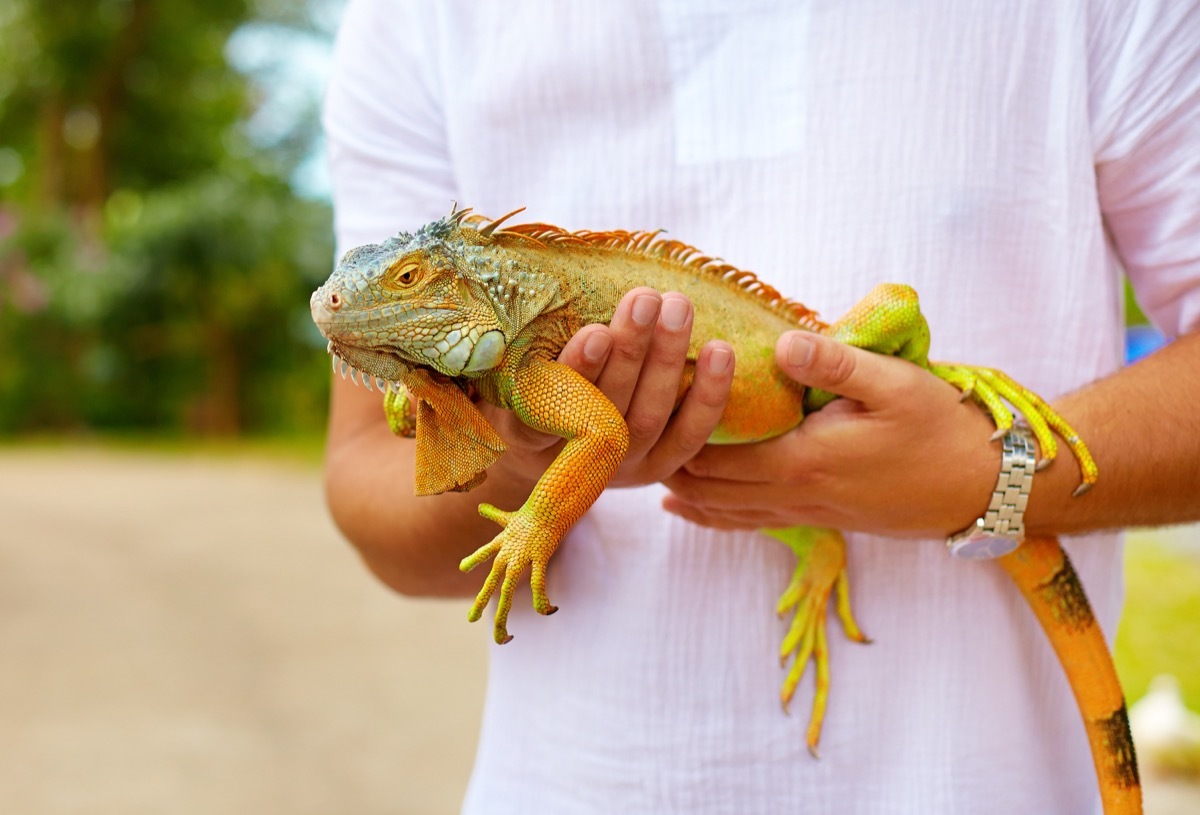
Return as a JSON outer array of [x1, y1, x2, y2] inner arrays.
[[1116, 534, 1200, 711], [1125, 277, 1150, 327], [0, 0, 333, 435]]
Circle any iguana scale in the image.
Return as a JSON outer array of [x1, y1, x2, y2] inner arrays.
[[311, 206, 1140, 813]]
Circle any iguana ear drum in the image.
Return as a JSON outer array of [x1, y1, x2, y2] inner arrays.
[[458, 277, 472, 303]]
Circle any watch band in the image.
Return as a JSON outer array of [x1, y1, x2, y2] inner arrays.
[[946, 425, 1038, 559]]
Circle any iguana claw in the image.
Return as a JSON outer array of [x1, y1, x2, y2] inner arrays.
[[461, 502, 561, 644], [930, 363, 1099, 493], [764, 526, 869, 757]]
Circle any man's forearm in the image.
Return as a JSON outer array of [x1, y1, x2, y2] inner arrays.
[[659, 327, 1200, 539], [1024, 329, 1200, 536]]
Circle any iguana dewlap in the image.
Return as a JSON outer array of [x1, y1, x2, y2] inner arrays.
[[311, 207, 1139, 814]]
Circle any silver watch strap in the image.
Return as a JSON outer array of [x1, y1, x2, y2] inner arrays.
[[985, 427, 1037, 537], [946, 426, 1038, 559]]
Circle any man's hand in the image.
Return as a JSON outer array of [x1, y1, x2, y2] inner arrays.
[[485, 288, 735, 488], [662, 330, 1002, 538]]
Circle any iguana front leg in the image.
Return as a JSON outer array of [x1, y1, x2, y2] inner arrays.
[[382, 385, 416, 438], [460, 356, 630, 643]]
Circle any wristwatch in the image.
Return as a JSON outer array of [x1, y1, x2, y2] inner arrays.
[[946, 426, 1037, 560]]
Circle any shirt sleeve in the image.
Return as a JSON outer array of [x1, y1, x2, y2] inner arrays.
[[1091, 0, 1200, 338], [322, 0, 458, 259]]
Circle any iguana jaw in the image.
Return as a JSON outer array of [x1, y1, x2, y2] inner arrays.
[[325, 339, 408, 391], [309, 289, 410, 384]]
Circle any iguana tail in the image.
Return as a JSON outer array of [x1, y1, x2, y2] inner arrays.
[[997, 536, 1142, 815]]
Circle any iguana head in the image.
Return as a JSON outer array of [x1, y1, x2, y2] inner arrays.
[[311, 216, 512, 385]]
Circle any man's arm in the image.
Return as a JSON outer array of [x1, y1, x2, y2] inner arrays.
[[662, 328, 1200, 538], [659, 0, 1200, 539], [1024, 328, 1200, 534], [324, 289, 735, 597]]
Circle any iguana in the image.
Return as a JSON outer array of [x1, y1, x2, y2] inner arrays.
[[311, 205, 1141, 814]]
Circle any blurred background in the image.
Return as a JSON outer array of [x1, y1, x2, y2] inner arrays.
[[0, 1, 1196, 812], [0, 0, 336, 438]]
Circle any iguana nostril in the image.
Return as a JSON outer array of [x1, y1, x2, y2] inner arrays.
[[328, 291, 342, 310]]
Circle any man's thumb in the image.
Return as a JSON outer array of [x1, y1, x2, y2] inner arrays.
[[776, 331, 895, 406]]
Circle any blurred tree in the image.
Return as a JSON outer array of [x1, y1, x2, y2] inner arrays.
[[0, 0, 334, 435], [95, 170, 334, 434], [1, 0, 251, 213]]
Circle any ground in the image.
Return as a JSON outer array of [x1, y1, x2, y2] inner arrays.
[[0, 446, 484, 815], [1, 446, 1196, 814]]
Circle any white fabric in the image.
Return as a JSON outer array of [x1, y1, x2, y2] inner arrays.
[[323, 1, 1200, 812]]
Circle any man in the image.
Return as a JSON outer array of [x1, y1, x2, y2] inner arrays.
[[321, 1, 1200, 811]]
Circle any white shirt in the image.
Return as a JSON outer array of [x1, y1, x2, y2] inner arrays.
[[323, 2, 1200, 812]]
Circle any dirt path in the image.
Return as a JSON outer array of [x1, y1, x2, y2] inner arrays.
[[2, 447, 1196, 814], [0, 447, 486, 815]]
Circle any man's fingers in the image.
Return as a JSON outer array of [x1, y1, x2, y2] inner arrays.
[[594, 288, 661, 415], [665, 469, 802, 510], [661, 499, 760, 530], [644, 340, 734, 477], [660, 494, 802, 531], [776, 331, 919, 407], [556, 323, 614, 383], [678, 426, 803, 482], [621, 293, 696, 452]]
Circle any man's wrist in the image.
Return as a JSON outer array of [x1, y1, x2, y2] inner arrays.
[[946, 426, 1038, 559]]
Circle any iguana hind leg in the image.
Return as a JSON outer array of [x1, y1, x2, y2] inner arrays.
[[931, 364, 1099, 494], [810, 283, 1096, 489], [816, 287, 1133, 809], [763, 526, 869, 757], [803, 282, 932, 412]]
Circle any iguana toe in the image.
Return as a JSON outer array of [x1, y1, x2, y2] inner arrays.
[[764, 526, 868, 756]]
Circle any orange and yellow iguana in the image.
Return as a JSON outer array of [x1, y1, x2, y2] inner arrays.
[[310, 206, 1140, 813]]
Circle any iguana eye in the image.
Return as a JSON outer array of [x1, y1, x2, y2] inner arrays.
[[391, 263, 420, 287]]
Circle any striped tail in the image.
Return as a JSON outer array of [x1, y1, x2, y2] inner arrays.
[[997, 536, 1142, 815]]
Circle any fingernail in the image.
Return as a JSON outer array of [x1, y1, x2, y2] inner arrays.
[[583, 332, 612, 363], [632, 294, 660, 326], [708, 347, 731, 374], [661, 297, 688, 330], [787, 334, 814, 367]]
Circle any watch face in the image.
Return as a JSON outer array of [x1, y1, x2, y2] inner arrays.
[[949, 535, 1021, 560]]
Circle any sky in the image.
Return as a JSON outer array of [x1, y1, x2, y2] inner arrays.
[[226, 1, 344, 199]]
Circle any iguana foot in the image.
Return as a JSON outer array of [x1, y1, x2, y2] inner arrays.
[[812, 284, 1098, 497], [460, 503, 561, 644], [383, 384, 416, 437], [763, 526, 869, 758], [929, 363, 1098, 495]]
